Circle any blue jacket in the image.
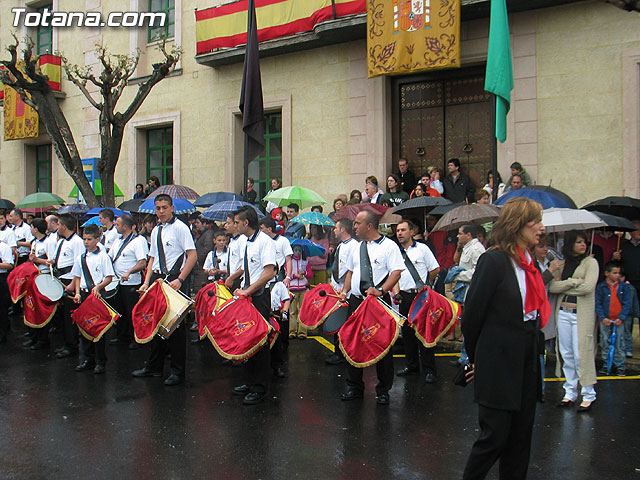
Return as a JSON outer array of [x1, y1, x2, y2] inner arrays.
[[625, 282, 640, 318], [595, 280, 631, 321]]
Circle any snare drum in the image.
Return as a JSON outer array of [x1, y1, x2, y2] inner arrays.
[[34, 274, 65, 302], [322, 305, 350, 334], [103, 278, 120, 299], [156, 279, 194, 340]]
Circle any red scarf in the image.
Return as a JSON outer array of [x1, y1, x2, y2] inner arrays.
[[516, 247, 551, 328]]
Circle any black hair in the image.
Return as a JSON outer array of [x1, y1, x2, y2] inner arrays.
[[154, 194, 173, 205], [398, 218, 418, 231], [604, 261, 623, 274], [83, 224, 101, 239], [99, 208, 114, 222], [287, 203, 300, 213], [362, 210, 379, 230], [486, 169, 503, 185], [448, 158, 461, 169], [119, 215, 136, 229], [336, 218, 353, 236], [59, 214, 76, 231], [259, 216, 277, 232], [459, 223, 477, 237], [31, 218, 47, 234], [11, 208, 24, 219], [510, 162, 523, 171], [234, 206, 259, 230]]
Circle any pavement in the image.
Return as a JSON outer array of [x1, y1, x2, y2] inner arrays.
[[1, 315, 639, 480]]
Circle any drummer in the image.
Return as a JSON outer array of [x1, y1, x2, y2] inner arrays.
[[0, 212, 18, 260], [230, 206, 277, 405], [71, 224, 115, 374], [392, 219, 440, 383], [339, 210, 404, 405], [224, 212, 247, 292], [25, 218, 54, 350], [8, 209, 34, 266], [325, 218, 359, 366], [109, 214, 148, 349], [50, 214, 86, 359], [98, 209, 119, 252], [132, 194, 196, 386], [0, 238, 14, 344], [259, 217, 293, 286]]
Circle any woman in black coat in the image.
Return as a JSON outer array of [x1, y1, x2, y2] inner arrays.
[[462, 197, 550, 480]]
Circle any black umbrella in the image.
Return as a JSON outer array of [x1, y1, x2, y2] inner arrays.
[[532, 185, 577, 209], [118, 198, 145, 212], [57, 204, 91, 215], [392, 196, 452, 216], [0, 199, 15, 211], [592, 212, 638, 232], [583, 196, 640, 219], [194, 192, 242, 208], [429, 202, 466, 216]]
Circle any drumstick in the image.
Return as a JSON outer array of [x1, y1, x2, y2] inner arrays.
[[46, 253, 54, 279], [318, 290, 341, 300], [207, 291, 231, 301]]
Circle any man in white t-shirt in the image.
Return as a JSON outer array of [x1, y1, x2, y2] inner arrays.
[[99, 209, 120, 252], [224, 212, 247, 292], [0, 240, 14, 343]]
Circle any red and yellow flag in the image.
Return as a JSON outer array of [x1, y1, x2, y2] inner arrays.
[[196, 0, 365, 54], [38, 54, 62, 92], [367, 0, 461, 78], [3, 61, 39, 140]]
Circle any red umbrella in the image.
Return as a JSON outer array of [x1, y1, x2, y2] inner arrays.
[[147, 184, 200, 201], [332, 203, 387, 221]]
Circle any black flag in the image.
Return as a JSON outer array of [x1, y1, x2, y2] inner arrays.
[[239, 0, 265, 175]]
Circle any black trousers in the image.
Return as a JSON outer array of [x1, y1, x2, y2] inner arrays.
[[78, 293, 107, 365], [463, 321, 538, 480], [270, 310, 289, 369], [345, 295, 394, 396], [146, 273, 188, 377], [245, 288, 271, 394], [399, 290, 436, 374], [0, 273, 9, 337], [60, 278, 79, 351], [112, 284, 140, 342]]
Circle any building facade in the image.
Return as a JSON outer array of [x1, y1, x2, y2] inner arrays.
[[0, 0, 639, 208]]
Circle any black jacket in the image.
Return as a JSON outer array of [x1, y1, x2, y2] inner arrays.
[[397, 169, 417, 195], [442, 172, 475, 203], [462, 249, 542, 411]]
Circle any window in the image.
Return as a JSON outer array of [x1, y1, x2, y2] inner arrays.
[[36, 4, 53, 55], [146, 126, 173, 186], [148, 0, 175, 42], [247, 112, 282, 201], [35, 144, 52, 192]]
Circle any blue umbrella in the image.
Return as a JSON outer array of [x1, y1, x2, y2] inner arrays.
[[494, 187, 570, 209], [201, 200, 264, 222], [290, 211, 335, 226], [81, 216, 103, 227], [138, 198, 196, 215], [194, 192, 243, 207], [86, 207, 128, 217], [289, 238, 325, 257], [606, 325, 618, 375]]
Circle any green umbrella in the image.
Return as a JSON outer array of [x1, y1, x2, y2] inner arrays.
[[263, 186, 326, 209], [68, 179, 124, 198], [16, 192, 65, 209]]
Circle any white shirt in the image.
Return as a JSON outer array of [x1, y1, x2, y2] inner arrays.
[[32, 235, 54, 273], [456, 238, 486, 283], [270, 281, 292, 311], [510, 252, 538, 322], [242, 230, 276, 287], [45, 231, 59, 251], [346, 236, 405, 298], [109, 234, 148, 285], [71, 248, 115, 290], [102, 224, 120, 252], [0, 225, 17, 249], [12, 222, 34, 257], [272, 234, 293, 269], [330, 237, 359, 291], [203, 248, 228, 281], [148, 217, 196, 273], [227, 234, 247, 276], [53, 233, 86, 280], [0, 242, 13, 273], [398, 241, 440, 291]]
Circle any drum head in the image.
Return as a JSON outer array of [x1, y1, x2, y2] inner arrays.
[[103, 279, 119, 299], [322, 305, 349, 334], [34, 274, 64, 302]]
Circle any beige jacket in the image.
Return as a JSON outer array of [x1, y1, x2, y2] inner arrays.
[[549, 256, 599, 387]]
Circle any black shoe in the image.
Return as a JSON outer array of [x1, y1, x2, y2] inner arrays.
[[131, 367, 162, 378], [221, 359, 233, 366], [577, 400, 595, 412], [325, 353, 345, 365], [597, 367, 608, 375], [128, 342, 142, 350], [23, 332, 32, 338], [556, 399, 574, 408], [164, 374, 184, 386], [449, 359, 462, 367], [22, 339, 36, 348], [243, 392, 265, 405], [232, 384, 250, 396], [190, 338, 201, 344], [75, 360, 95, 372], [93, 364, 106, 375], [340, 390, 364, 401], [397, 367, 418, 377], [424, 373, 437, 384], [376, 393, 390, 405], [56, 348, 76, 359], [30, 342, 50, 351], [108, 338, 123, 345], [273, 367, 285, 378], [54, 346, 65, 354]]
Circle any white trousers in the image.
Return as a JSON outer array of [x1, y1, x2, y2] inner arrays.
[[557, 309, 596, 402]]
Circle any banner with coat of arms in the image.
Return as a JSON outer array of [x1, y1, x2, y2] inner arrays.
[[367, 0, 461, 78], [3, 61, 39, 140]]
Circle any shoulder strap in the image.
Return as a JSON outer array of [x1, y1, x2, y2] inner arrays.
[[113, 234, 135, 264], [81, 253, 96, 291], [402, 247, 426, 290]]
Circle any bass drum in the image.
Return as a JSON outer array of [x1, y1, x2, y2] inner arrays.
[[34, 274, 65, 302]]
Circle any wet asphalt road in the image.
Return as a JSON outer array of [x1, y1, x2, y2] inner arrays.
[[1, 316, 639, 480]]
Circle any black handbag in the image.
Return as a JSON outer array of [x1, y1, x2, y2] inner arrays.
[[453, 363, 472, 387]]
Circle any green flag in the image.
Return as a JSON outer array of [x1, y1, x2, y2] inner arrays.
[[484, 0, 513, 143]]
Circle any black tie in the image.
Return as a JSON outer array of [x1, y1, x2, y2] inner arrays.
[[157, 225, 168, 275], [243, 245, 250, 289], [332, 244, 341, 283], [359, 241, 374, 294]]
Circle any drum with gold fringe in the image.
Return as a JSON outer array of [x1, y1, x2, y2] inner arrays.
[[8, 262, 39, 303], [338, 296, 403, 368], [299, 283, 344, 329], [407, 287, 460, 348], [194, 281, 233, 340], [72, 295, 120, 342]]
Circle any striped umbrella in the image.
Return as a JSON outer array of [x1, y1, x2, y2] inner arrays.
[[290, 211, 335, 226], [147, 184, 200, 201], [58, 204, 91, 215], [201, 200, 265, 222], [432, 204, 501, 232], [194, 192, 242, 207], [138, 197, 196, 215]]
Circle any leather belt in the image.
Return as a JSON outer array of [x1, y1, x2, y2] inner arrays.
[[402, 289, 418, 294], [560, 306, 577, 314]]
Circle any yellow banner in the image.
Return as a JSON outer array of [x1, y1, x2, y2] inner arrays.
[[4, 86, 39, 141], [367, 0, 461, 78]]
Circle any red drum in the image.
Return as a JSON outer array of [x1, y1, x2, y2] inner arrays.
[[193, 282, 233, 340], [204, 296, 272, 361], [407, 287, 460, 348], [299, 283, 345, 329], [23, 279, 58, 328], [72, 295, 120, 342], [268, 315, 281, 349], [322, 305, 350, 334], [338, 296, 403, 368], [8, 262, 39, 303]]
